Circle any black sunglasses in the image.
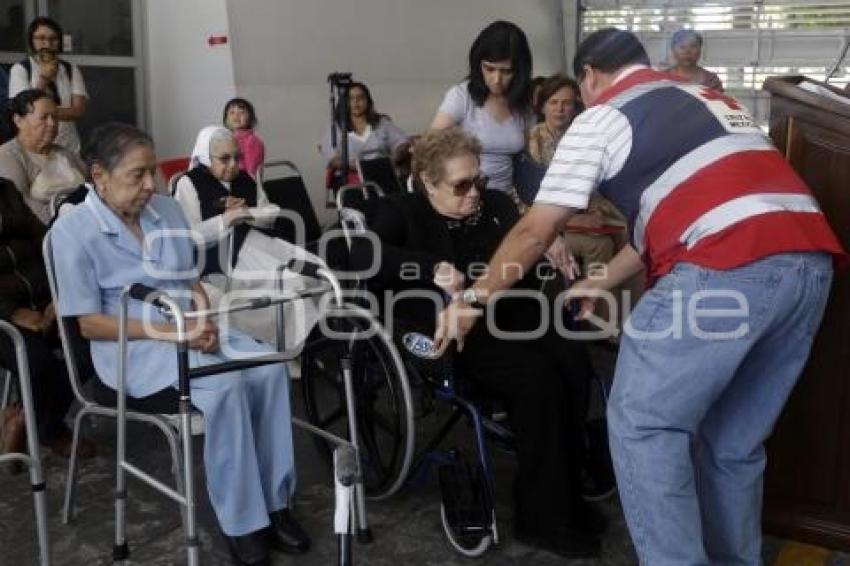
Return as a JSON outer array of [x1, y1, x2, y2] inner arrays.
[[448, 174, 488, 196]]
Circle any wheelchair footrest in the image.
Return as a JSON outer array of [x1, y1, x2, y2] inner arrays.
[[438, 451, 491, 535]]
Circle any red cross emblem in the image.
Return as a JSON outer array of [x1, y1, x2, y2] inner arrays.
[[700, 88, 742, 110]]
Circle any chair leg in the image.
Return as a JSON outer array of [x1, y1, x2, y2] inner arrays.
[[0, 369, 11, 410], [31, 477, 50, 565], [18, 369, 50, 565], [62, 407, 88, 524]]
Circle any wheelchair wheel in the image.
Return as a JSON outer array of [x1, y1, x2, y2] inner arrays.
[[440, 503, 493, 558], [301, 327, 414, 500]]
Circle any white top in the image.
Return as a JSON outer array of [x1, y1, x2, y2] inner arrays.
[[437, 81, 528, 192], [319, 116, 407, 164], [8, 57, 88, 154]]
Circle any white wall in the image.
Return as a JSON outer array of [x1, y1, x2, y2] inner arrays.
[[145, 0, 236, 161], [226, 0, 566, 221]]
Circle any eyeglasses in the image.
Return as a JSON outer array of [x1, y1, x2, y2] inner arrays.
[[32, 34, 59, 43], [447, 174, 488, 196], [212, 152, 242, 164]]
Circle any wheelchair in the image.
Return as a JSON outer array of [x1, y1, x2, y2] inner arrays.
[[300, 185, 607, 558], [296, 193, 415, 505]]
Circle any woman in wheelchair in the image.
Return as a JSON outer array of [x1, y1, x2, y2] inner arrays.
[[173, 125, 323, 349], [51, 123, 310, 566], [352, 127, 602, 558]]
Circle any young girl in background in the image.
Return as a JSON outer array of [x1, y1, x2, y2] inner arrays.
[[223, 97, 265, 178]]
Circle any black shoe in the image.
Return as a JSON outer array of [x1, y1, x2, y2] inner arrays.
[[514, 524, 601, 559], [583, 418, 617, 502], [224, 531, 270, 566], [581, 468, 617, 502], [266, 508, 311, 554], [581, 503, 608, 536]]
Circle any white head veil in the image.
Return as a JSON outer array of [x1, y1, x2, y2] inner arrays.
[[189, 125, 234, 169]]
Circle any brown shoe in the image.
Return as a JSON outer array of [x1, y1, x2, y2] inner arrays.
[[42, 430, 96, 459]]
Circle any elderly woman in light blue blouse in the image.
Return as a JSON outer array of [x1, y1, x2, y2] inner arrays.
[[51, 123, 310, 565]]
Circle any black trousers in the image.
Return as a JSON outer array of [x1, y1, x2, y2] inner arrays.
[[458, 326, 591, 532], [0, 325, 74, 442]]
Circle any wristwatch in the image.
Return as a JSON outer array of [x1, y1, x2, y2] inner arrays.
[[460, 288, 486, 310]]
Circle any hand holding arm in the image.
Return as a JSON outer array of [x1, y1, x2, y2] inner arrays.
[[564, 244, 644, 320]]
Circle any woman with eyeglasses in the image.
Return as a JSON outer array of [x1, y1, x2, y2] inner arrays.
[[0, 89, 86, 224], [352, 127, 602, 558], [173, 125, 324, 349], [8, 17, 88, 153], [429, 20, 533, 196]]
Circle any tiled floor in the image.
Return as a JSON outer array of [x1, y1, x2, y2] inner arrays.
[[0, 344, 848, 565]]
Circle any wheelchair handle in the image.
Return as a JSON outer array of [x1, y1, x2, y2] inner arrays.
[[285, 258, 323, 279], [285, 258, 344, 307]]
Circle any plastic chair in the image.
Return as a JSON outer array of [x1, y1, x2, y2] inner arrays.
[[167, 171, 186, 196], [42, 233, 196, 534], [257, 160, 322, 245], [48, 185, 89, 225], [0, 321, 50, 566], [336, 182, 384, 229], [157, 157, 190, 186], [356, 153, 403, 195]]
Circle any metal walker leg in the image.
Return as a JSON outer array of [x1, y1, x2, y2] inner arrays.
[[0, 322, 50, 565], [339, 355, 373, 542]]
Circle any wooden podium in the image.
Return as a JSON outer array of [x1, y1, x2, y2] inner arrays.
[[762, 75, 850, 550]]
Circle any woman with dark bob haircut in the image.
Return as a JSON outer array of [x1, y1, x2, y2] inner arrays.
[[430, 20, 533, 194]]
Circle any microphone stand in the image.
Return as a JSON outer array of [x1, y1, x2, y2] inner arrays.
[[328, 72, 353, 200]]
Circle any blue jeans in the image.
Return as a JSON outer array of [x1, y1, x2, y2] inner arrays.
[[608, 252, 833, 565]]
